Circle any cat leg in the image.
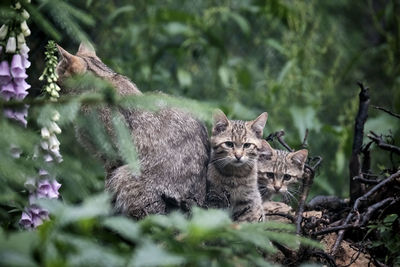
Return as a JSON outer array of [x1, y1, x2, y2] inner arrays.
[[106, 165, 165, 220]]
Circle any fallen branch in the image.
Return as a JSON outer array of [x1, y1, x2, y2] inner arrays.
[[264, 212, 295, 223], [368, 131, 400, 155], [353, 176, 380, 185], [361, 197, 396, 225], [331, 170, 400, 255], [372, 105, 400, 119]]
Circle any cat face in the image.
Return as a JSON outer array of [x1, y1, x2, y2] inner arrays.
[[258, 140, 308, 200], [210, 110, 268, 176]]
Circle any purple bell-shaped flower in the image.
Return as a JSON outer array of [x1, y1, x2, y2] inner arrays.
[[11, 54, 28, 82], [0, 60, 11, 85], [1, 82, 16, 100], [14, 80, 30, 100]]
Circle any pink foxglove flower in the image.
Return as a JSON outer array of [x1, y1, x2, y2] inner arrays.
[[0, 60, 11, 85], [14, 80, 30, 100], [37, 179, 61, 199], [1, 82, 15, 100], [19, 205, 49, 229], [11, 54, 28, 82]]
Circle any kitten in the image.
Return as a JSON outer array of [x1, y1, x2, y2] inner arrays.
[[56, 43, 209, 219], [206, 110, 268, 222], [258, 140, 308, 202]]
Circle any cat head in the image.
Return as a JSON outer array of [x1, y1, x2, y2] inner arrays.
[[56, 42, 115, 84], [210, 109, 268, 175], [258, 140, 308, 197]]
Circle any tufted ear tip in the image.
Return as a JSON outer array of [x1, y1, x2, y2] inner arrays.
[[212, 109, 229, 134], [259, 140, 274, 160], [290, 149, 308, 167], [77, 41, 97, 57], [56, 44, 73, 60], [250, 112, 268, 138]]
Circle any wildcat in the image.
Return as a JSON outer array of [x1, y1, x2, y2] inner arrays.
[[206, 110, 268, 222], [56, 43, 209, 219], [257, 140, 308, 202]]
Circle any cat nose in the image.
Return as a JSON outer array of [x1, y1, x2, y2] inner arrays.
[[235, 154, 242, 160], [274, 185, 281, 192]]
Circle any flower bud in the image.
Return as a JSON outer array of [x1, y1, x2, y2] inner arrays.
[[21, 21, 31, 37], [17, 33, 25, 47], [52, 111, 60, 121], [50, 90, 59, 98], [41, 127, 50, 139], [15, 2, 21, 9], [50, 121, 62, 134], [49, 135, 60, 150], [0, 25, 8, 40], [6, 37, 16, 53], [22, 9, 30, 20]]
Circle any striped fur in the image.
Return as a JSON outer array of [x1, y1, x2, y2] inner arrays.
[[206, 110, 267, 222], [258, 140, 308, 202]]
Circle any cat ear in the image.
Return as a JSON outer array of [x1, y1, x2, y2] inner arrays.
[[212, 109, 229, 135], [57, 44, 74, 61], [289, 149, 308, 169], [259, 140, 274, 160], [56, 44, 87, 74], [250, 112, 268, 138], [77, 42, 97, 57]]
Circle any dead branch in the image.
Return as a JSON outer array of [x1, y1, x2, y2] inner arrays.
[[353, 176, 380, 185], [331, 170, 400, 255], [301, 129, 309, 149], [306, 196, 347, 211], [372, 105, 400, 119], [264, 212, 295, 223], [311, 224, 355, 236], [349, 82, 370, 203], [265, 130, 294, 152], [361, 197, 396, 225], [368, 131, 400, 155]]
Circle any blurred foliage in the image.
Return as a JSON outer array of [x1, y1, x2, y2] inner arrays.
[[0, 0, 400, 265]]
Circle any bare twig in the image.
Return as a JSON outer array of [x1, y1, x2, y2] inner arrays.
[[331, 170, 400, 255], [368, 131, 400, 155], [353, 176, 380, 185], [301, 129, 309, 149], [312, 224, 355, 236], [372, 105, 400, 119], [264, 212, 295, 223], [349, 82, 370, 203], [296, 168, 313, 235], [361, 197, 396, 225], [265, 130, 293, 152]]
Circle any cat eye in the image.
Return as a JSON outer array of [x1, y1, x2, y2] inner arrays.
[[243, 143, 252, 148], [224, 141, 234, 148], [267, 172, 274, 179], [283, 174, 291, 181]]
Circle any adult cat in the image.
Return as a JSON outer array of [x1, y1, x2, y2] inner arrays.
[[56, 43, 209, 219]]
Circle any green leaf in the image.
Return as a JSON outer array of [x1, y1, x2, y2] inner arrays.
[[112, 113, 141, 174], [177, 68, 192, 87], [383, 214, 398, 225], [102, 216, 140, 242], [129, 241, 185, 267]]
